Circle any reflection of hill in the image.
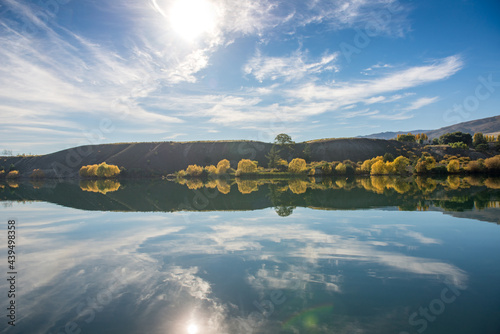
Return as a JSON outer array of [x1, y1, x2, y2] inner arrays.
[[1, 177, 499, 223]]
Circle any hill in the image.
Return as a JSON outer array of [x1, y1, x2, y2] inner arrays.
[[424, 115, 500, 139], [0, 137, 492, 178], [360, 115, 500, 140]]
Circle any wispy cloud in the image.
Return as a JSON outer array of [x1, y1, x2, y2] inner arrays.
[[289, 56, 463, 102], [404, 96, 439, 111], [244, 49, 339, 82]]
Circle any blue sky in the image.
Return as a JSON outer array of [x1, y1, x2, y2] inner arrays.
[[1, 0, 499, 154]]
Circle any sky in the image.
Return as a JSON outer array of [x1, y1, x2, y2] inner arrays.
[[0, 0, 499, 155]]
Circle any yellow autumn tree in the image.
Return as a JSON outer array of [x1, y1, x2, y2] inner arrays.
[[186, 164, 204, 177], [447, 159, 460, 173], [237, 159, 258, 174], [205, 165, 217, 174], [288, 158, 307, 173], [216, 159, 231, 174]]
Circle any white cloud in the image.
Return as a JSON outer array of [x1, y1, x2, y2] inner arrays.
[[244, 49, 339, 82], [369, 111, 414, 120], [289, 56, 463, 102], [404, 96, 439, 111]]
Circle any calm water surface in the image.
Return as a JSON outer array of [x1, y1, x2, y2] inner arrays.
[[1, 178, 500, 334]]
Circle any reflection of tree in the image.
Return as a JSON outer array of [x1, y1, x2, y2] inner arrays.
[[485, 178, 500, 189], [80, 180, 121, 194], [415, 177, 437, 193], [275, 205, 295, 217], [446, 175, 461, 190], [464, 176, 483, 187], [435, 197, 474, 212], [236, 179, 261, 194], [288, 179, 307, 194], [186, 179, 204, 190], [30, 180, 45, 189], [216, 179, 231, 194], [205, 180, 217, 189], [391, 178, 411, 194], [7, 182, 19, 188]]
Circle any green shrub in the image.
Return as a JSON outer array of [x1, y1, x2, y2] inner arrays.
[[383, 153, 394, 162], [440, 132, 472, 145], [475, 143, 489, 152], [449, 142, 468, 150]]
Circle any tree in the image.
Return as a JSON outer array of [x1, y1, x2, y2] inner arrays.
[[216, 159, 230, 174], [80, 162, 120, 178], [275, 133, 295, 157], [415, 155, 436, 173], [237, 159, 258, 174], [360, 156, 383, 173], [439, 132, 472, 146], [302, 144, 312, 162], [275, 133, 294, 146], [371, 160, 388, 175], [266, 145, 282, 168], [186, 164, 204, 177], [396, 133, 416, 142], [30, 169, 45, 179], [6, 170, 19, 179], [473, 132, 488, 147], [205, 165, 217, 174], [335, 163, 347, 175], [383, 153, 394, 162], [484, 155, 500, 172], [447, 159, 460, 173], [392, 156, 410, 174], [288, 158, 306, 173]]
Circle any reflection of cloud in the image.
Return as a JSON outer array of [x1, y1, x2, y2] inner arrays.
[[0, 204, 469, 333], [248, 265, 342, 293], [404, 230, 441, 244]]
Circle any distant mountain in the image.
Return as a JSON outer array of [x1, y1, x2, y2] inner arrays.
[[424, 115, 500, 139], [360, 115, 500, 140]]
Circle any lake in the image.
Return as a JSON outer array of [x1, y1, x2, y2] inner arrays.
[[1, 176, 500, 334]]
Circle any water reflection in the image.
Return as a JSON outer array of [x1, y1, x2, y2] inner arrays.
[[1, 203, 499, 334], [1, 176, 500, 224], [80, 179, 121, 194]]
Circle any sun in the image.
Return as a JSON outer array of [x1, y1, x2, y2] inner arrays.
[[187, 324, 199, 334], [168, 0, 217, 41]]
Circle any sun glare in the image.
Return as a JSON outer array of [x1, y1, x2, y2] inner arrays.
[[169, 0, 217, 41], [187, 324, 199, 334]]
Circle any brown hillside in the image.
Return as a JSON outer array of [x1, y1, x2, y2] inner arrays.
[[422, 115, 500, 139]]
